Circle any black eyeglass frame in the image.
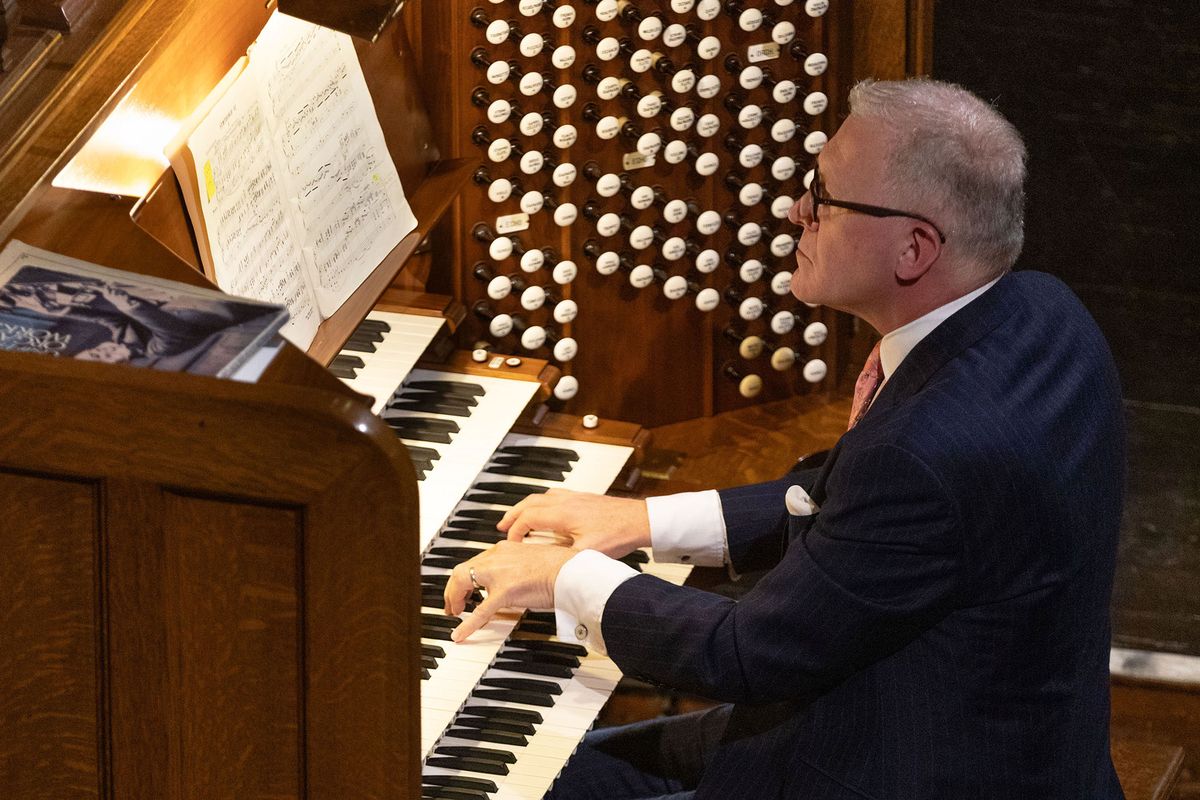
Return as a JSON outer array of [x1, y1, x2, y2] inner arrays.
[[808, 165, 947, 243]]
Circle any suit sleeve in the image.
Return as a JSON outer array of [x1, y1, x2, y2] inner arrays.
[[717, 465, 822, 573], [604, 443, 963, 704]]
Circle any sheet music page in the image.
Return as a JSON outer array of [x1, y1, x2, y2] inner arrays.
[[184, 73, 320, 349], [249, 12, 417, 317]]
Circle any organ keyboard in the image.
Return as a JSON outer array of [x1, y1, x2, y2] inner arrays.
[[333, 309, 449, 413], [419, 429, 695, 799], [329, 302, 691, 798]]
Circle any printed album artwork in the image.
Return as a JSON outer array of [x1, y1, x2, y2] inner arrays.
[[0, 240, 288, 378]]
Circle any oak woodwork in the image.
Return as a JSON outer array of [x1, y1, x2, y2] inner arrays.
[[0, 347, 422, 798]]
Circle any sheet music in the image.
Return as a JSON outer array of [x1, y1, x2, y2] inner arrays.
[[185, 73, 321, 349], [249, 13, 417, 317]]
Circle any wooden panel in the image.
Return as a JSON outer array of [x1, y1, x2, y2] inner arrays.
[[0, 472, 103, 799], [165, 495, 304, 799], [0, 349, 422, 799]]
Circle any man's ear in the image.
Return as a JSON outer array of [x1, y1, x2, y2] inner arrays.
[[895, 224, 943, 284]]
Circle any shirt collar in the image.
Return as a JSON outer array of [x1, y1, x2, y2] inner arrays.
[[878, 276, 1002, 380]]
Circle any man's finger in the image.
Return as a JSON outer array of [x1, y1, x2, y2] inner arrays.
[[452, 592, 505, 642], [498, 493, 546, 533], [443, 563, 474, 616]]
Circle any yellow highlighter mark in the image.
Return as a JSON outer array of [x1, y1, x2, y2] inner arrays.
[[204, 161, 216, 201]]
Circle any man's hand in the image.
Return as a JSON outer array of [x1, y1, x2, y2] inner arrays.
[[497, 489, 652, 558], [443, 540, 577, 642]]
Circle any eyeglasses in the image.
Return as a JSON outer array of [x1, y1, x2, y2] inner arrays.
[[805, 165, 947, 243]]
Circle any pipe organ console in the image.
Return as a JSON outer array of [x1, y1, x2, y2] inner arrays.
[[417, 0, 852, 426], [0, 0, 925, 796]]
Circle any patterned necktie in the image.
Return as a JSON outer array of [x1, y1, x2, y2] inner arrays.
[[848, 340, 883, 429]]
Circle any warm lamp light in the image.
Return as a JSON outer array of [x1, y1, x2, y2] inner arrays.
[[53, 87, 182, 199]]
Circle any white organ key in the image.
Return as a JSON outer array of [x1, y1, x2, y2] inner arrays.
[[334, 310, 446, 414], [389, 368, 541, 551]]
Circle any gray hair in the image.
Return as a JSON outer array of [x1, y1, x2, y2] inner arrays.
[[848, 78, 1027, 275]]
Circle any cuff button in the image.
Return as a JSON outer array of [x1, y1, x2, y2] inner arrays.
[[574, 624, 588, 640]]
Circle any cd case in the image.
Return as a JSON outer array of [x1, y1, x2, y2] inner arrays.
[[0, 240, 288, 380]]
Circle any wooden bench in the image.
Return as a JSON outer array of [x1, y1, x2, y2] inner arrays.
[[1113, 739, 1185, 800]]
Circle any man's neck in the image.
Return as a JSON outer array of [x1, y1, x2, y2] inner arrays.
[[870, 267, 1003, 335]]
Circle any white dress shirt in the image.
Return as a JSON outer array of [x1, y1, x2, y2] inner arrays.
[[554, 277, 1002, 654]]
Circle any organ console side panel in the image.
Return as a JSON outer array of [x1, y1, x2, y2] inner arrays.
[[0, 351, 423, 798]]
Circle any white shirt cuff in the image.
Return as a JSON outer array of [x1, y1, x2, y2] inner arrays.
[[646, 490, 727, 567], [554, 549, 640, 656]]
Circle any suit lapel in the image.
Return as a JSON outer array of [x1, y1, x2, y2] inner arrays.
[[872, 272, 1019, 415], [807, 273, 1021, 507]]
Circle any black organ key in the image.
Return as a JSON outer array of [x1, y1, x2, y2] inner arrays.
[[445, 726, 529, 746], [446, 518, 502, 531], [500, 645, 581, 668], [514, 617, 556, 636], [407, 445, 442, 463], [470, 688, 555, 708], [472, 481, 549, 497], [429, 546, 489, 561], [340, 338, 377, 353], [406, 380, 486, 398], [498, 445, 579, 461], [421, 668, 431, 680], [434, 745, 517, 765], [390, 400, 474, 418], [354, 318, 390, 333], [328, 364, 358, 379], [389, 427, 452, 445], [423, 557, 467, 571], [397, 389, 479, 407], [489, 452, 574, 469], [422, 775, 500, 793], [421, 788, 490, 800], [464, 492, 528, 507], [425, 756, 509, 776], [347, 327, 384, 344], [455, 508, 506, 523], [488, 456, 574, 474], [479, 676, 562, 696], [423, 643, 446, 659], [422, 626, 456, 642], [502, 637, 587, 657], [460, 705, 543, 725], [331, 354, 365, 370], [385, 416, 460, 433], [454, 716, 537, 736], [483, 463, 568, 482], [492, 658, 575, 679], [421, 613, 459, 630], [440, 529, 506, 545]]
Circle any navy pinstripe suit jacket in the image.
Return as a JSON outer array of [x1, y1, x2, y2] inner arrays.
[[602, 271, 1126, 799]]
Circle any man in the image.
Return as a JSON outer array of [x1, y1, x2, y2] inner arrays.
[[444, 78, 1126, 799]]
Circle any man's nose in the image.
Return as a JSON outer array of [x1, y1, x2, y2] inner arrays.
[[787, 194, 809, 227]]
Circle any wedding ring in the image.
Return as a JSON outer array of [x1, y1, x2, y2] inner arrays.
[[469, 566, 484, 591]]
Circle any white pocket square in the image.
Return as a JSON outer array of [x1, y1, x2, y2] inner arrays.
[[785, 485, 820, 516]]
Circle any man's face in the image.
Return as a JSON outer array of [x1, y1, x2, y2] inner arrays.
[[788, 115, 905, 318]]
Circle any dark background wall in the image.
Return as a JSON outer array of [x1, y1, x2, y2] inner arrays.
[[933, 0, 1199, 655]]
